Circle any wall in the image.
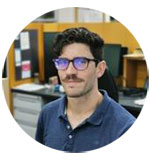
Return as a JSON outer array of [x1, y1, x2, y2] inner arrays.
[[54, 22, 140, 53], [55, 8, 75, 22]]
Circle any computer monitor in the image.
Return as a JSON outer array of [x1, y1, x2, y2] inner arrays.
[[43, 32, 60, 83]]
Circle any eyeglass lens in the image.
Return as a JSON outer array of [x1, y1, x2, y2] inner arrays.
[[54, 57, 88, 70], [55, 58, 68, 70], [74, 58, 87, 70]]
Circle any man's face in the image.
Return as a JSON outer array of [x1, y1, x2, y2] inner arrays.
[[58, 43, 102, 98]]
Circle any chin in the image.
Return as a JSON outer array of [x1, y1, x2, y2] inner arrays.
[[66, 94, 83, 98], [65, 90, 89, 98], [64, 85, 93, 98], [65, 90, 82, 98]]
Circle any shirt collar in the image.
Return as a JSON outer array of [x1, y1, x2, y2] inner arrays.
[[57, 90, 111, 125], [86, 90, 111, 125], [57, 95, 67, 119]]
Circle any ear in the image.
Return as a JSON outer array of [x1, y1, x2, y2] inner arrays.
[[96, 60, 106, 78]]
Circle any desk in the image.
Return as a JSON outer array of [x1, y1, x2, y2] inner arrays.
[[119, 92, 143, 118], [12, 87, 143, 117], [12, 87, 62, 138], [123, 54, 148, 88]]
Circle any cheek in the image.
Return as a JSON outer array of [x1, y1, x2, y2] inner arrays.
[[58, 71, 65, 80], [84, 69, 97, 82]]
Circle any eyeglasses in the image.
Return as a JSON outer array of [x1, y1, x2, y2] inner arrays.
[[53, 57, 99, 71]]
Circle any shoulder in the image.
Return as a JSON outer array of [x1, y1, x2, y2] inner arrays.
[[108, 98, 135, 122], [101, 90, 136, 133], [107, 98, 136, 135], [101, 90, 135, 121], [40, 95, 65, 118]]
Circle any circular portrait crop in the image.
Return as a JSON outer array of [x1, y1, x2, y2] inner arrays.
[[2, 7, 149, 152]]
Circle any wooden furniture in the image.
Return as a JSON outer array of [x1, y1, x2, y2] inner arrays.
[[12, 86, 61, 138], [123, 54, 148, 88], [13, 91, 44, 138], [6, 23, 44, 115]]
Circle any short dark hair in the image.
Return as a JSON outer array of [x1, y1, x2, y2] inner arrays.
[[52, 27, 104, 61]]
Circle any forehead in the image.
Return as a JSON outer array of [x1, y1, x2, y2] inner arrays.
[[60, 43, 94, 58]]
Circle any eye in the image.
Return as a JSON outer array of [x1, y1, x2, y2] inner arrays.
[[76, 58, 87, 64], [73, 58, 88, 70], [54, 58, 68, 70], [58, 58, 68, 65]]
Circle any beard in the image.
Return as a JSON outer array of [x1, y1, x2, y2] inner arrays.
[[61, 74, 95, 98], [65, 86, 94, 98]]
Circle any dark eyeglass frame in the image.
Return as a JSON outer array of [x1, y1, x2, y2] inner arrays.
[[52, 57, 100, 71]]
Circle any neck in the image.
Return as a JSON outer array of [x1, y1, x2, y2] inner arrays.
[[67, 89, 103, 115]]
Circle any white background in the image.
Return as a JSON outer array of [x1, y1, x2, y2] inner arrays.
[[0, 0, 150, 161]]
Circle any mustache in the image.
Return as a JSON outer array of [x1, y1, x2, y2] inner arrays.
[[62, 74, 84, 82]]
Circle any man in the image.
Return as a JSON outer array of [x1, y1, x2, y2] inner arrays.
[[35, 27, 135, 152]]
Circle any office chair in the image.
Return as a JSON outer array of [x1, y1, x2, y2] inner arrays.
[[98, 67, 119, 102], [102, 44, 122, 77]]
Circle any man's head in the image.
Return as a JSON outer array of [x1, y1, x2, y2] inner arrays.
[[52, 27, 106, 98], [53, 27, 104, 60]]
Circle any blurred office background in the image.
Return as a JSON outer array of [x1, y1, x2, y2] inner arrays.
[[2, 7, 148, 138]]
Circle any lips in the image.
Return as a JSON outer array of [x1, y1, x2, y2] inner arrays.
[[65, 80, 82, 84], [66, 80, 82, 82], [63, 80, 83, 87]]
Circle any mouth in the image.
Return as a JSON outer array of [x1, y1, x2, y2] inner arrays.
[[63, 80, 83, 87]]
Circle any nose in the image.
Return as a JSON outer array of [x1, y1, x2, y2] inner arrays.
[[66, 62, 77, 75]]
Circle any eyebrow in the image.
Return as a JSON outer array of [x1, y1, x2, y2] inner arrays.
[[58, 56, 94, 59]]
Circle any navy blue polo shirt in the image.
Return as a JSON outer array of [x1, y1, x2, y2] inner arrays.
[[35, 90, 136, 152]]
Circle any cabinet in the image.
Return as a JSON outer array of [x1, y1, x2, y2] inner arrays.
[[13, 92, 44, 138], [123, 54, 148, 88], [12, 86, 61, 139]]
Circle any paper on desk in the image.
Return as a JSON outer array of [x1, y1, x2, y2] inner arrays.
[[134, 98, 145, 106], [13, 83, 45, 91]]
